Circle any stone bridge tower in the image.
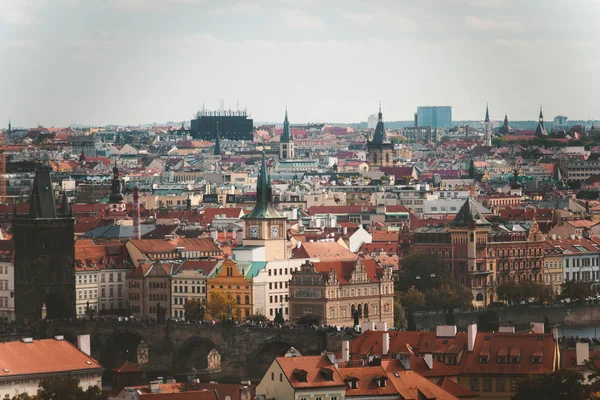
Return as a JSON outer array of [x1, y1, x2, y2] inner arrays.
[[13, 166, 75, 324]]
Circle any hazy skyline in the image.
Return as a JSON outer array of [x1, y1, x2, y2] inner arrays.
[[1, 0, 599, 128]]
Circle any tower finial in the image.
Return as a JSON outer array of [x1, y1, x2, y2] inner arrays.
[[378, 101, 382, 122]]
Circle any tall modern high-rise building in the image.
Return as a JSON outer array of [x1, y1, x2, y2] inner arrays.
[[416, 106, 452, 128]]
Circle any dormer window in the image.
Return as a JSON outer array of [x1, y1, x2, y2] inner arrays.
[[479, 355, 489, 364], [510, 356, 520, 364], [374, 376, 387, 388], [497, 357, 507, 364], [345, 377, 359, 389], [320, 368, 334, 381], [293, 369, 308, 383], [532, 356, 543, 364]]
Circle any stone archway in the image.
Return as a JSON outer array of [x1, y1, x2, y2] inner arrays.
[[247, 337, 297, 379], [174, 337, 222, 376]]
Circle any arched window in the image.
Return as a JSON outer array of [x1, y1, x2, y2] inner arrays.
[[364, 304, 369, 317], [476, 293, 484, 302], [351, 304, 356, 317], [386, 153, 390, 163], [236, 295, 241, 304], [357, 304, 362, 317], [245, 295, 250, 304], [374, 153, 378, 164]]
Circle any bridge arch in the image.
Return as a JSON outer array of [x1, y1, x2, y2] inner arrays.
[[173, 336, 222, 377], [101, 329, 145, 373], [247, 336, 299, 379]]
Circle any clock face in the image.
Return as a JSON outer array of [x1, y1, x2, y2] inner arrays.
[[271, 226, 279, 238], [250, 226, 259, 238]]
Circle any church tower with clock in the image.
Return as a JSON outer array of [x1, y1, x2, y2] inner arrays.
[[13, 166, 76, 324], [240, 153, 288, 261]]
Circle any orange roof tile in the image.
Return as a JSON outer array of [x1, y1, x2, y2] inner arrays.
[[276, 355, 346, 389], [0, 338, 102, 376]]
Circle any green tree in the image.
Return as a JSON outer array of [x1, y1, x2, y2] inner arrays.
[[393, 299, 406, 329], [561, 281, 592, 305], [13, 376, 107, 400], [183, 299, 205, 322], [207, 291, 241, 321], [512, 369, 586, 400], [297, 313, 322, 327], [398, 287, 426, 331]]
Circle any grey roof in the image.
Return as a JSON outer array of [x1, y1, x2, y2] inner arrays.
[[82, 223, 156, 238], [449, 198, 491, 226]]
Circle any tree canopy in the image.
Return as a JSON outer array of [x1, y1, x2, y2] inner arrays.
[[11, 376, 106, 400], [183, 299, 205, 322], [512, 369, 586, 400], [206, 291, 241, 321]]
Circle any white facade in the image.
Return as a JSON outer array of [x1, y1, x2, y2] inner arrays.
[[563, 251, 600, 283], [98, 268, 128, 312], [348, 226, 372, 253], [75, 270, 99, 317], [0, 260, 14, 321], [171, 270, 208, 319], [232, 246, 266, 262], [252, 259, 315, 320]]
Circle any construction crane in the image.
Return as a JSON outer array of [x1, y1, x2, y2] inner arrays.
[[0, 132, 6, 204]]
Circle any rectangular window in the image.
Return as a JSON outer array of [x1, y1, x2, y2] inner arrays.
[[497, 379, 505, 392], [470, 378, 479, 392], [483, 379, 492, 392]]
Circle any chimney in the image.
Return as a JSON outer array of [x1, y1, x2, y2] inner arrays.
[[133, 186, 141, 240], [375, 322, 388, 331], [424, 354, 433, 370], [531, 322, 544, 334], [149, 381, 160, 393], [468, 324, 477, 352], [498, 326, 515, 334], [341, 340, 350, 362], [576, 342, 590, 366], [78, 334, 91, 356], [361, 321, 375, 332], [436, 325, 457, 338], [382, 332, 390, 356], [296, 241, 302, 249]]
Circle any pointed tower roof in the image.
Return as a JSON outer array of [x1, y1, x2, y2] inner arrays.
[[535, 106, 548, 137], [214, 122, 221, 156], [242, 153, 282, 219], [485, 104, 490, 123], [28, 166, 58, 219], [281, 107, 292, 143], [449, 198, 490, 227], [109, 161, 124, 203], [370, 103, 388, 144], [498, 113, 513, 134]]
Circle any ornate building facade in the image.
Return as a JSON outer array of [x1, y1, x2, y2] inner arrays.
[[288, 257, 394, 327]]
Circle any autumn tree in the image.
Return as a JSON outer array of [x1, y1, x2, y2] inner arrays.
[[393, 299, 406, 329], [206, 291, 241, 321], [397, 286, 426, 331], [183, 299, 205, 322]]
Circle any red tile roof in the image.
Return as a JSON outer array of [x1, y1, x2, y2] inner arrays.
[[0, 338, 102, 376], [438, 377, 479, 398], [113, 360, 142, 373], [292, 241, 358, 262], [276, 355, 346, 389]]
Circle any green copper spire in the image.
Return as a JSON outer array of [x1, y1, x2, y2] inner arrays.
[[281, 107, 292, 143], [485, 103, 490, 123], [214, 121, 221, 156], [242, 153, 282, 219]]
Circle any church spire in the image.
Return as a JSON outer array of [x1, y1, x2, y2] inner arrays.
[[371, 102, 387, 143], [485, 103, 490, 122], [242, 152, 281, 219], [378, 101, 383, 122], [539, 105, 544, 121], [281, 106, 292, 143], [214, 121, 221, 156]]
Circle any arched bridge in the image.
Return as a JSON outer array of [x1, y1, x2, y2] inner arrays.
[[33, 322, 355, 381]]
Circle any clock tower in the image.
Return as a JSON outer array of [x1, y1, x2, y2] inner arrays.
[[241, 153, 288, 261]]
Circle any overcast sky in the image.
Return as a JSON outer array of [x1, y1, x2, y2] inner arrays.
[[1, 0, 599, 127]]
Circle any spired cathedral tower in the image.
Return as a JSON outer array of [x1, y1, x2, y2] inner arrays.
[[367, 104, 394, 169], [279, 108, 294, 160], [13, 166, 75, 324], [484, 104, 492, 147], [240, 153, 288, 261]]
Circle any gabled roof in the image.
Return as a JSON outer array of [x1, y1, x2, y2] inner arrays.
[[292, 241, 358, 262], [450, 198, 491, 226], [276, 355, 345, 389], [113, 360, 142, 373]]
